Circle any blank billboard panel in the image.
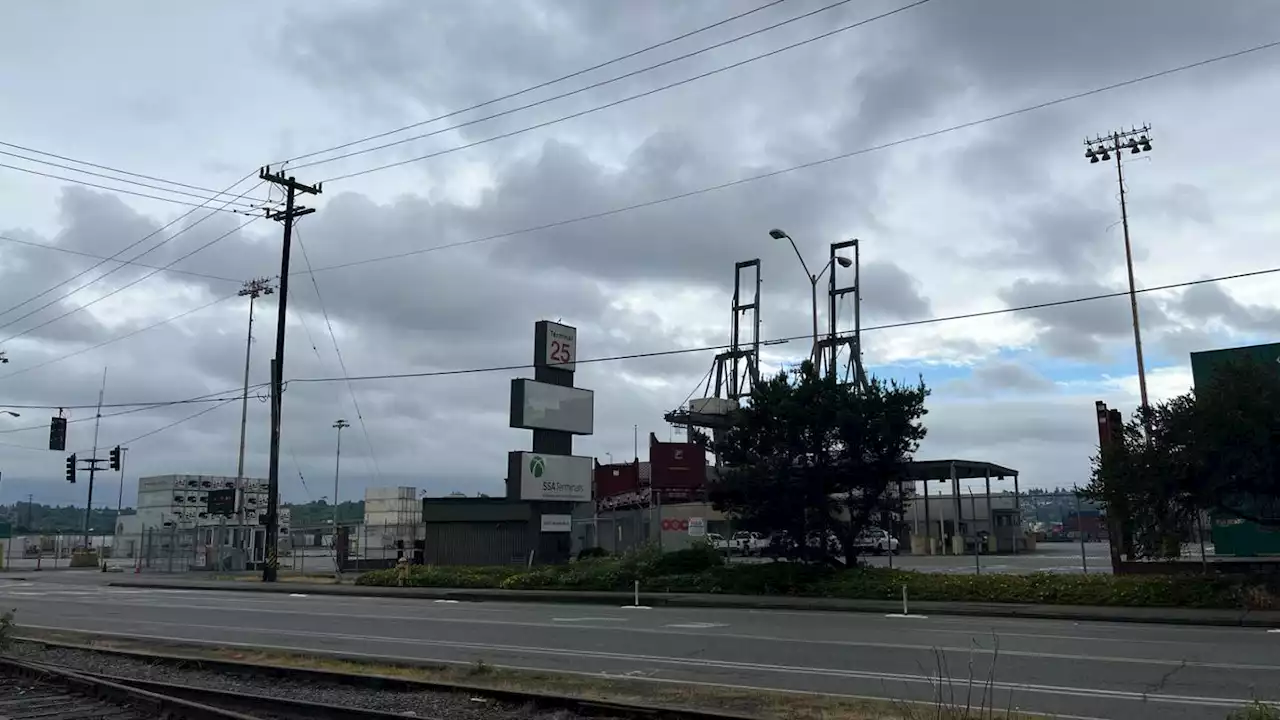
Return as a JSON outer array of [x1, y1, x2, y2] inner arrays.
[[510, 379, 594, 435]]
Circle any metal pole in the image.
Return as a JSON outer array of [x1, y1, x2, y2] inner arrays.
[[238, 292, 256, 479], [1113, 140, 1149, 414], [853, 238, 863, 389], [332, 419, 349, 575], [84, 367, 107, 549], [1076, 488, 1088, 574], [809, 276, 820, 367]]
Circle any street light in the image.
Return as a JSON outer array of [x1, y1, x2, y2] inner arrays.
[[769, 228, 852, 367], [1084, 126, 1154, 416], [332, 419, 350, 531], [0, 410, 20, 418]]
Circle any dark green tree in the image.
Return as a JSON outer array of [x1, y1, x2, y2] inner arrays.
[[1088, 357, 1280, 558], [709, 361, 929, 565]]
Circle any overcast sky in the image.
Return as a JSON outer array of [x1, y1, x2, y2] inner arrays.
[[1, 0, 1278, 511]]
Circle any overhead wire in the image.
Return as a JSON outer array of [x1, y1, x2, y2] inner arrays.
[[0, 161, 261, 214], [286, 264, 1280, 385], [0, 168, 264, 325], [0, 290, 244, 381], [292, 0, 873, 173], [7, 265, 1274, 457], [0, 139, 273, 205], [315, 0, 934, 183], [0, 233, 241, 285], [0, 209, 263, 346], [0, 148, 264, 209], [99, 396, 242, 449], [0, 384, 269, 436], [294, 226, 384, 484], [275, 0, 793, 167], [300, 37, 1280, 276]]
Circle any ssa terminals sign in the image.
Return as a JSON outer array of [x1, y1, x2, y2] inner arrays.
[[512, 451, 593, 502]]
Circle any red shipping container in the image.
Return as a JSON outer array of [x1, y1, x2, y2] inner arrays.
[[648, 434, 706, 490], [595, 461, 639, 499]]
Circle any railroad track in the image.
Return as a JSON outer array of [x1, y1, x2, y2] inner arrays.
[[8, 638, 759, 720], [0, 654, 258, 720]]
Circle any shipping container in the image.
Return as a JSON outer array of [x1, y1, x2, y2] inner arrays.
[[595, 461, 640, 499], [648, 434, 707, 490]]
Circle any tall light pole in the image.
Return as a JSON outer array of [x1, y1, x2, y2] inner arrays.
[[332, 419, 350, 532], [769, 228, 852, 368], [1085, 127, 1153, 415], [236, 278, 274, 481]]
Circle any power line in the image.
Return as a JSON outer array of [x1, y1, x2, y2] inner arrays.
[[0, 385, 268, 436], [0, 161, 260, 213], [293, 0, 871, 173], [301, 38, 1280, 276], [294, 228, 384, 484], [0, 148, 265, 208], [104, 397, 242, 449], [278, 0, 793, 167], [317, 0, 934, 183], [0, 212, 263, 346], [0, 139, 273, 205], [0, 233, 241, 284], [0, 169, 261, 325], [0, 290, 243, 381], [286, 264, 1280, 385]]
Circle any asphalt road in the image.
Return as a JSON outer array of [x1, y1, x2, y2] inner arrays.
[[1, 575, 1276, 719]]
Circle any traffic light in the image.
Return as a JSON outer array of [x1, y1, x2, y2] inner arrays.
[[48, 417, 67, 451], [109, 445, 121, 471], [65, 454, 76, 483]]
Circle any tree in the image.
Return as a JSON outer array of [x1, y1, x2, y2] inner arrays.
[[1088, 357, 1280, 558], [709, 360, 929, 565]]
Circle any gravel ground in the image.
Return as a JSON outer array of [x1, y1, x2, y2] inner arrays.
[[9, 643, 611, 719]]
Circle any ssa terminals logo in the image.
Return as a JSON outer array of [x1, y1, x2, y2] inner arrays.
[[529, 455, 546, 478]]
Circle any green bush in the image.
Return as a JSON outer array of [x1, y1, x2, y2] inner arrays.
[[353, 556, 1274, 610], [1227, 703, 1280, 720], [651, 542, 723, 575], [576, 547, 610, 560]]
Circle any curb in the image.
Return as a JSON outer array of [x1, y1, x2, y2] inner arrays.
[[105, 580, 1280, 628]]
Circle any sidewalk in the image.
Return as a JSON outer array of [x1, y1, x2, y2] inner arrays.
[[107, 577, 1280, 628]]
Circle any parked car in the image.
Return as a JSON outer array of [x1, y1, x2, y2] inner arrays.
[[731, 531, 768, 555], [706, 533, 730, 553], [854, 527, 899, 555]]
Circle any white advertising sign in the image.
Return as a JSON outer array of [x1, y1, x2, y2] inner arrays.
[[540, 514, 572, 533], [512, 380, 594, 435], [544, 322, 577, 371], [517, 452, 593, 502], [687, 517, 706, 537]]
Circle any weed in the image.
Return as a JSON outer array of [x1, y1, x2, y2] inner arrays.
[[0, 609, 15, 651]]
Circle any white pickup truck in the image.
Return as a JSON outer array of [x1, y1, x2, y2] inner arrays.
[[731, 531, 770, 555]]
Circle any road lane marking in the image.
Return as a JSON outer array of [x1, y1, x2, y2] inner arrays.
[[18, 622, 1271, 712], [664, 622, 727, 629], [21, 600, 1280, 671]]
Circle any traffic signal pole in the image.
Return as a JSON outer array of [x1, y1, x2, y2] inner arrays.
[[82, 368, 107, 549]]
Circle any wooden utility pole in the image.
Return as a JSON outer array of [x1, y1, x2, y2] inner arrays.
[[258, 167, 321, 582], [236, 277, 274, 481]]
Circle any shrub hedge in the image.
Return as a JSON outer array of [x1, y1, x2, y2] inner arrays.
[[354, 549, 1276, 610]]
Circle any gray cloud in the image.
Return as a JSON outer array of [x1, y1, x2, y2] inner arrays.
[[2, 0, 1279, 509]]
